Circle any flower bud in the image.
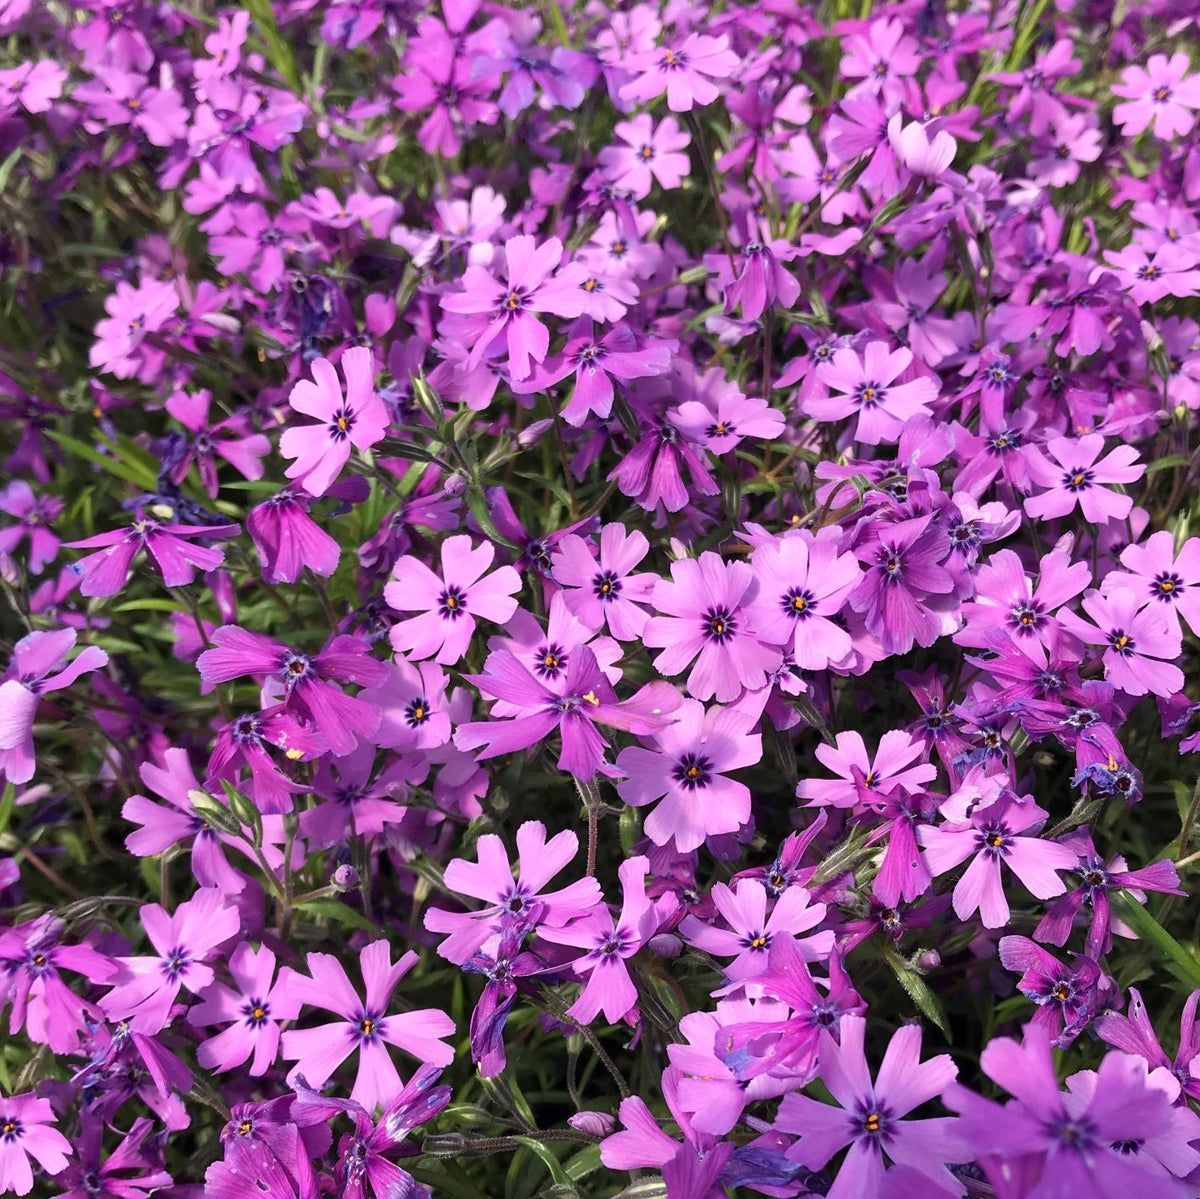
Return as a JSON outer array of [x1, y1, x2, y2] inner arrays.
[[332, 865, 359, 891], [444, 472, 469, 497], [917, 950, 941, 971], [568, 1111, 617, 1137], [647, 933, 682, 958]]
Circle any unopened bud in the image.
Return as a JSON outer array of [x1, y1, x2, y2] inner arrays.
[[332, 865, 359, 891], [517, 418, 554, 449], [444, 472, 469, 498], [411, 372, 445, 425], [647, 933, 682, 958], [568, 1111, 617, 1137], [917, 950, 941, 971]]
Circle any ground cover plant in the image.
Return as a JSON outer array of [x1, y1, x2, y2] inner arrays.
[[1, 0, 1199, 1195]]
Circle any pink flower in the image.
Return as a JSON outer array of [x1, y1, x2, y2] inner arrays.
[[1112, 52, 1200, 140], [598, 114, 691, 199], [280, 347, 389, 497], [670, 389, 786, 453], [65, 513, 239, 597], [643, 553, 782, 703], [281, 941, 455, 1111], [89, 277, 179, 380], [810, 342, 938, 444], [550, 524, 657, 642], [0, 60, 66, 115], [1103, 530, 1200, 635], [619, 34, 739, 112], [0, 629, 108, 785], [1102, 244, 1200, 304], [840, 18, 922, 102], [386, 535, 522, 665], [189, 944, 300, 1076], [99, 888, 240, 1034], [0, 482, 62, 575], [1023, 434, 1145, 522], [615, 699, 762, 852], [0, 1089, 72, 1196], [796, 730, 936, 809], [1058, 588, 1185, 698], [887, 114, 957, 177]]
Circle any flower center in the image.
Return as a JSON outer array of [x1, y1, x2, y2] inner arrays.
[[0, 1119, 21, 1141], [672, 752, 713, 791], [1063, 468, 1094, 491], [245, 998, 270, 1026], [439, 585, 468, 619], [593, 570, 622, 601], [405, 697, 430, 726], [1107, 629, 1135, 654], [534, 643, 569, 679], [1151, 572, 1182, 600]]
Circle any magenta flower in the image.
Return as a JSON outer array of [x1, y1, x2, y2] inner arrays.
[[0, 628, 108, 785], [280, 347, 388, 498], [774, 1015, 964, 1199], [615, 699, 761, 852], [246, 484, 354, 585], [747, 532, 863, 669], [74, 67, 188, 146], [0, 61, 66, 115], [670, 389, 786, 454], [997, 935, 1108, 1044], [0, 1089, 72, 1197], [620, 33, 739, 111], [945, 1028, 1195, 1196], [539, 856, 675, 1024], [440, 235, 579, 380], [680, 879, 832, 982], [1023, 433, 1145, 522], [0, 482, 62, 574], [1096, 988, 1200, 1103], [643, 553, 782, 703], [65, 512, 239, 597], [99, 888, 240, 1034], [164, 389, 271, 498], [1112, 52, 1200, 140], [918, 793, 1077, 928], [598, 114, 691, 199], [424, 820, 602, 964], [1058, 588, 1184, 697], [281, 941, 455, 1111], [386, 535, 522, 665], [455, 644, 681, 780], [839, 17, 921, 102], [1103, 244, 1200, 303], [1104, 530, 1200, 635], [797, 730, 936, 810], [196, 627, 387, 756], [551, 524, 657, 641], [810, 342, 938, 444], [206, 705, 325, 815], [887, 114, 957, 178], [721, 238, 802, 323]]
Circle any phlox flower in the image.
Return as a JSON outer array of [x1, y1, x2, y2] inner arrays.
[[1112, 52, 1200, 140], [945, 1027, 1199, 1197], [998, 935, 1109, 1045], [774, 1014, 964, 1199], [0, 628, 108, 784], [1103, 530, 1200, 635], [1096, 988, 1200, 1103], [189, 943, 300, 1076], [679, 879, 832, 982], [196, 627, 387, 757], [298, 744, 415, 849], [424, 820, 602, 964], [1031, 113, 1103, 187], [797, 730, 936, 809], [619, 34, 739, 112], [840, 18, 921, 102], [598, 114, 691, 199], [643, 552, 782, 703], [206, 705, 325, 815], [1103, 244, 1200, 304], [670, 389, 786, 454], [721, 239, 802, 323], [164, 389, 271, 498], [74, 67, 188, 146], [539, 855, 676, 1024], [99, 888, 240, 1034], [280, 347, 388, 497], [440, 235, 579, 380], [1057, 588, 1184, 698], [918, 793, 1077, 928], [386, 535, 522, 665], [281, 941, 455, 1112], [0, 482, 62, 574], [607, 417, 720, 513], [0, 1089, 72, 1197], [247, 481, 365, 585], [810, 342, 938, 444], [550, 524, 657, 641], [1023, 433, 1144, 522], [461, 930, 545, 1078], [748, 532, 862, 669], [615, 699, 762, 852], [887, 115, 957, 178], [454, 644, 681, 780], [204, 1132, 317, 1199], [0, 60, 66, 115], [55, 1116, 171, 1199], [361, 658, 452, 752], [65, 512, 239, 597], [287, 188, 396, 235]]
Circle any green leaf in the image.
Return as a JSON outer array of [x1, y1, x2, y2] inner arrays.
[[46, 430, 158, 491], [509, 1138, 572, 1188], [564, 1145, 602, 1183], [1146, 454, 1190, 474], [294, 897, 378, 933], [111, 599, 186, 614], [466, 489, 519, 550], [245, 0, 302, 92], [0, 783, 15, 837], [882, 947, 949, 1034], [0, 148, 23, 195], [1111, 893, 1200, 990]]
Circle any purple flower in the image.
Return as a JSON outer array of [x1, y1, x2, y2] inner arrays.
[[188, 944, 300, 1076], [0, 1089, 72, 1197], [1058, 588, 1184, 697], [1096, 988, 1200, 1102], [0, 628, 108, 784], [1023, 434, 1144, 523], [997, 934, 1109, 1045], [247, 482, 364, 586], [810, 342, 938, 444], [945, 1027, 1199, 1197], [88, 277, 179, 380], [0, 482, 62, 574], [0, 60, 65, 115], [1112, 52, 1200, 140], [918, 792, 1077, 928], [680, 879, 832, 983], [1103, 530, 1200, 637], [598, 114, 691, 199], [386, 535, 521, 665], [620, 33, 738, 111], [65, 513, 239, 597], [196, 627, 386, 757], [539, 855, 676, 1024], [643, 553, 783, 703], [797, 730, 936, 810], [615, 699, 761, 852], [774, 1015, 964, 1199], [206, 705, 325, 815], [99, 887, 240, 1034], [424, 820, 602, 964], [280, 348, 388, 498], [281, 941, 455, 1112], [550, 524, 657, 641], [55, 1116, 171, 1199]]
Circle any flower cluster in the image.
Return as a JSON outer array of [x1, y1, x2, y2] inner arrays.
[[0, 0, 1199, 1197]]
